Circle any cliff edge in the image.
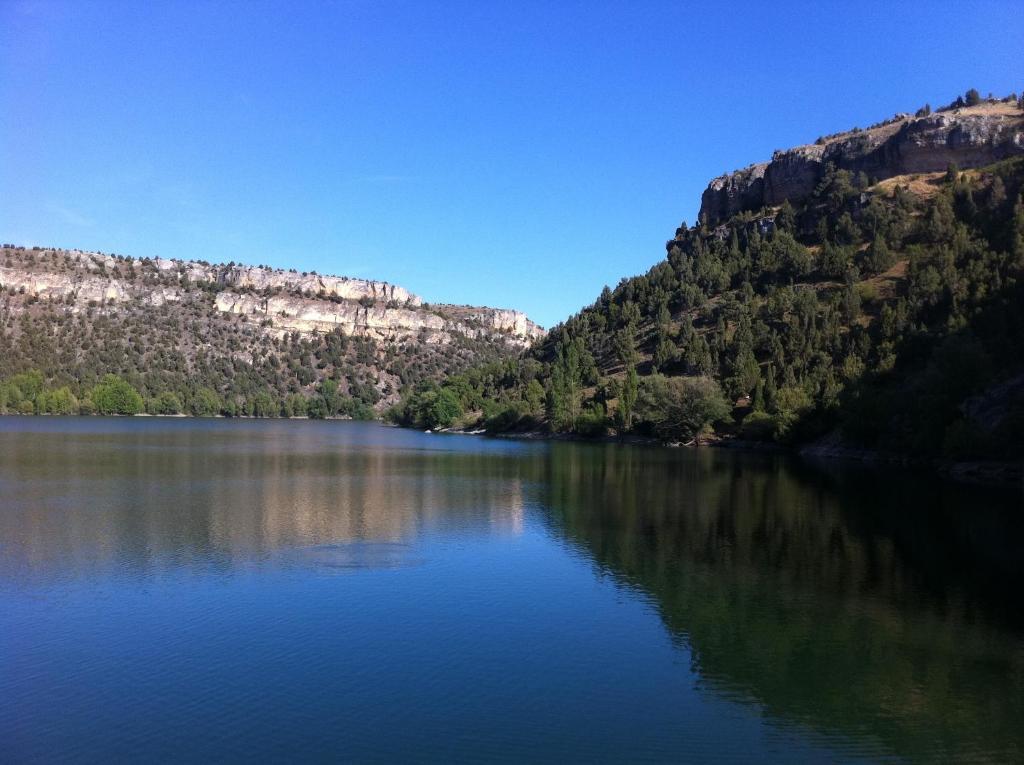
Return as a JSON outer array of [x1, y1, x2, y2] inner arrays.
[[699, 99, 1024, 225]]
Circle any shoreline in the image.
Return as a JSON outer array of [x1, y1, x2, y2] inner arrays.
[[3, 413, 1019, 488], [434, 425, 1023, 489]]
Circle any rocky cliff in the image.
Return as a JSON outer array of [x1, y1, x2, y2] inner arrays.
[[699, 100, 1024, 225], [0, 247, 544, 346], [0, 245, 544, 411]]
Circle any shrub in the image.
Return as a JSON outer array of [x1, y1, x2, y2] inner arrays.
[[148, 391, 182, 415], [485, 403, 524, 433], [576, 404, 609, 437], [772, 386, 813, 442], [741, 410, 777, 440], [39, 387, 79, 415], [191, 387, 222, 417], [635, 375, 731, 442]]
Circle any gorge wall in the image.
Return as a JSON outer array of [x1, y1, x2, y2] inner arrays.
[[699, 100, 1024, 225], [0, 247, 544, 347], [0, 245, 544, 411]]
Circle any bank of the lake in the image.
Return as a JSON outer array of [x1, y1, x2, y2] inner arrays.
[[433, 423, 1024, 488], [4, 408, 1020, 488]]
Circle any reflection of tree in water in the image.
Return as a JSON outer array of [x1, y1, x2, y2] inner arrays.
[[537, 443, 1024, 763], [4, 423, 1023, 761]]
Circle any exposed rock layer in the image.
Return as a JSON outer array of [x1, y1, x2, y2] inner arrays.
[[699, 102, 1024, 225], [0, 248, 544, 347]]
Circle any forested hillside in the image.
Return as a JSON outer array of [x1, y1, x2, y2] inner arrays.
[[395, 95, 1024, 462], [0, 248, 542, 418]]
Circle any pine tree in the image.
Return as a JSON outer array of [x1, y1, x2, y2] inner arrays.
[[775, 200, 796, 232], [866, 234, 895, 274], [1012, 193, 1024, 268], [764, 364, 778, 413], [752, 378, 766, 412], [620, 365, 638, 430], [988, 176, 1007, 211]]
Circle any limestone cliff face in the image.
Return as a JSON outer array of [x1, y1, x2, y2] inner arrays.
[[157, 258, 422, 307], [699, 101, 1024, 225], [434, 304, 546, 343], [0, 247, 544, 348]]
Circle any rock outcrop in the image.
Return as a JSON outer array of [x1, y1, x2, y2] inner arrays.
[[0, 247, 544, 347], [699, 101, 1024, 225]]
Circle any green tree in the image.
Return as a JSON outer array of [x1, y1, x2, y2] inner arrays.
[[547, 339, 584, 431], [90, 375, 144, 415], [9, 370, 43, 402], [636, 375, 731, 443], [320, 378, 339, 416], [771, 386, 813, 441], [524, 378, 545, 417], [0, 382, 24, 413], [191, 387, 222, 417], [619, 365, 639, 430], [1012, 193, 1024, 267], [250, 390, 277, 418], [775, 200, 796, 232], [39, 386, 79, 415], [149, 391, 182, 415], [285, 393, 309, 418], [865, 234, 895, 274], [306, 395, 328, 419], [422, 388, 462, 429]]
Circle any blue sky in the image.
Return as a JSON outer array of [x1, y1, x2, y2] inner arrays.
[[2, 1, 1021, 328]]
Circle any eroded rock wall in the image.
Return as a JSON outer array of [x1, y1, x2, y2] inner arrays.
[[699, 102, 1024, 225]]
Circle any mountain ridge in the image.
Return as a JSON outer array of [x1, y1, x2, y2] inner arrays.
[[699, 98, 1024, 225], [0, 244, 544, 417], [0, 246, 544, 344]]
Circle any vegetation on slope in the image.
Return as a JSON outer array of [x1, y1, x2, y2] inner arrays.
[[394, 155, 1024, 460], [0, 249, 524, 418]]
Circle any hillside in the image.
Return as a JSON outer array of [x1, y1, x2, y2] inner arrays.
[[396, 92, 1024, 466], [0, 247, 543, 417]]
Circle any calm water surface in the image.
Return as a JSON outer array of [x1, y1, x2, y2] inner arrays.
[[1, 418, 1022, 763]]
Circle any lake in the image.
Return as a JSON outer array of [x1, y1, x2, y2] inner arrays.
[[1, 418, 1022, 763]]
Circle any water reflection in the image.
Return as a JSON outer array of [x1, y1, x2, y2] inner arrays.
[[1, 418, 1022, 762], [0, 419, 532, 578], [538, 442, 1024, 763]]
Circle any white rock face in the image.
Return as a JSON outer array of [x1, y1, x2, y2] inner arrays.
[[436, 304, 547, 342], [699, 101, 1024, 224], [213, 291, 444, 340], [0, 265, 164, 306], [0, 248, 544, 348]]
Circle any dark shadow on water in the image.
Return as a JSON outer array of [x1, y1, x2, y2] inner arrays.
[[535, 441, 1024, 763]]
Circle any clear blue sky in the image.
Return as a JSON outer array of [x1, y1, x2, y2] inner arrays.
[[2, 1, 1021, 327]]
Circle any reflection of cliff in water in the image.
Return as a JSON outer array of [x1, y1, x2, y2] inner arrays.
[[4, 420, 1022, 761], [538, 443, 1024, 763], [0, 423, 529, 577]]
